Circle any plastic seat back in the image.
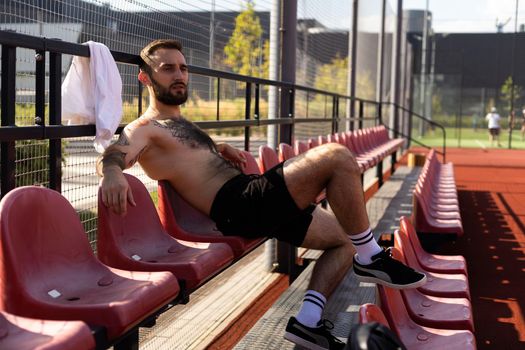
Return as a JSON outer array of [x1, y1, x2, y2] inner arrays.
[[377, 284, 476, 350], [0, 187, 102, 312], [0, 311, 95, 350], [294, 140, 309, 155], [278, 143, 295, 162], [258, 145, 280, 172], [400, 217, 467, 275], [98, 174, 176, 264], [1, 187, 180, 340], [358, 303, 390, 327], [308, 137, 319, 149], [240, 150, 261, 175], [98, 173, 234, 290]]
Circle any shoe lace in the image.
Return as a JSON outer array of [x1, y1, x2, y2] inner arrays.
[[320, 319, 335, 330], [319, 319, 345, 345]]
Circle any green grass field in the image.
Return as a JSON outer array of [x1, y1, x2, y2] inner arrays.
[[412, 127, 525, 149]]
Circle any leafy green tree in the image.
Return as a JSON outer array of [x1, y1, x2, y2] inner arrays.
[[314, 56, 374, 99], [314, 56, 348, 94], [500, 76, 522, 112], [223, 1, 268, 78]]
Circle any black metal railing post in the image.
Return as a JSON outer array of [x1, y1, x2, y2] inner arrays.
[[1, 45, 17, 198], [35, 50, 45, 126], [244, 82, 252, 151], [48, 51, 62, 193], [377, 102, 382, 126], [358, 100, 364, 129]]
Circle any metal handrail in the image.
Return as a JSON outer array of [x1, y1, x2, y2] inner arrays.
[[382, 102, 447, 163]]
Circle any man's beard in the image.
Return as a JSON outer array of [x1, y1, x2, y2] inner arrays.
[[150, 76, 188, 105]]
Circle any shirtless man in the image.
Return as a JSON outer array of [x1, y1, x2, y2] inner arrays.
[[98, 39, 426, 350]]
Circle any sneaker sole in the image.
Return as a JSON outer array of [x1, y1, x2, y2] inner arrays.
[[355, 273, 427, 289], [284, 331, 329, 350]]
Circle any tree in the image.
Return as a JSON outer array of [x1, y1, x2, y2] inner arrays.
[[314, 56, 348, 94], [314, 56, 374, 98], [500, 76, 522, 113], [223, 1, 268, 78]]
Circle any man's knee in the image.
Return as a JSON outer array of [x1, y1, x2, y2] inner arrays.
[[322, 143, 359, 173]]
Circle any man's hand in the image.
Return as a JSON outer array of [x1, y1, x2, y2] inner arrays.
[[99, 168, 136, 216], [217, 143, 247, 167]]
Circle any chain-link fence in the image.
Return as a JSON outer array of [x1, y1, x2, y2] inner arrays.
[[1, 0, 399, 249]]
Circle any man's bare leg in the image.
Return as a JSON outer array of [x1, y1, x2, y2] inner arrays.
[[283, 143, 425, 288], [301, 207, 355, 295], [284, 207, 351, 349], [283, 143, 425, 350], [283, 143, 369, 234]]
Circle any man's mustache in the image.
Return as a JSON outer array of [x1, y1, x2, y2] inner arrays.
[[171, 81, 187, 89]]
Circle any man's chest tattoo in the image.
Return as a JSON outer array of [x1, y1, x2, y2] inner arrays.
[[152, 118, 218, 152]]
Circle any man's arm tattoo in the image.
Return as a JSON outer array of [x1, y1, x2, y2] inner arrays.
[[115, 131, 130, 146], [96, 146, 127, 177], [126, 146, 147, 168]]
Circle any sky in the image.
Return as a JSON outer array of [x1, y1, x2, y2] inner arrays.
[[93, 0, 525, 33], [404, 0, 525, 33]]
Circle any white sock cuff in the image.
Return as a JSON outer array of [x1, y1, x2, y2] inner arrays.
[[349, 227, 373, 245], [304, 290, 327, 306]]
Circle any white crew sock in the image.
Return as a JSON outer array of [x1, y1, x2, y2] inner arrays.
[[349, 227, 382, 265], [295, 290, 327, 328]]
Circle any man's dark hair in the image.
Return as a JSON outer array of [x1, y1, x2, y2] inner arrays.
[[140, 39, 184, 75]]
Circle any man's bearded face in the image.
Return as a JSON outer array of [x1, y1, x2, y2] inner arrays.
[[150, 75, 188, 106]]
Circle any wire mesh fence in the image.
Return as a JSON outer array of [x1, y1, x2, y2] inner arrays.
[[0, 0, 373, 249]]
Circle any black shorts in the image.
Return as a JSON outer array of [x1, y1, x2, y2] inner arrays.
[[489, 128, 500, 136], [209, 162, 315, 246]]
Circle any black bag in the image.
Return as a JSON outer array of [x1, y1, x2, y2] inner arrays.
[[346, 322, 406, 350]]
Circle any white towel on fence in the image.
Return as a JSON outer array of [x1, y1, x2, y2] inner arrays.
[[62, 41, 123, 153]]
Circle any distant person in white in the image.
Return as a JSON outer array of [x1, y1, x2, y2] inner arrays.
[[485, 107, 502, 147]]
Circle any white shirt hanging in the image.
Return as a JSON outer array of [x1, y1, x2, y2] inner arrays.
[[62, 41, 123, 153]]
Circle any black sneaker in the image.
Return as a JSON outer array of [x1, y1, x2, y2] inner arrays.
[[353, 248, 427, 289], [284, 317, 345, 350]]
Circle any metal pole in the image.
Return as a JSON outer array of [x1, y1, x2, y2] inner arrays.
[[509, 0, 519, 149], [267, 0, 280, 149], [419, 0, 429, 135], [209, 0, 216, 100], [279, 0, 296, 144], [348, 0, 359, 131], [1, 45, 16, 198], [376, 0, 386, 105], [277, 0, 298, 281], [392, 0, 403, 138]]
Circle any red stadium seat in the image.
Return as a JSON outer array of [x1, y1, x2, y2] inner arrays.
[[240, 150, 261, 175], [412, 150, 463, 236], [0, 311, 95, 350], [0, 186, 179, 341], [278, 143, 295, 162], [399, 217, 468, 275], [308, 137, 319, 149], [258, 145, 280, 172], [358, 303, 390, 327], [377, 285, 477, 350], [392, 238, 471, 300], [157, 151, 264, 258], [294, 140, 309, 155], [97, 173, 234, 291]]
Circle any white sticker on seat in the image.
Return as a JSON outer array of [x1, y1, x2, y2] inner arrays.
[[48, 289, 61, 298], [131, 254, 142, 261]]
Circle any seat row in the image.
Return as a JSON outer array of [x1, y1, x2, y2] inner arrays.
[[412, 149, 464, 237], [0, 150, 268, 350], [0, 126, 403, 349], [358, 217, 476, 349], [294, 125, 405, 173]]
